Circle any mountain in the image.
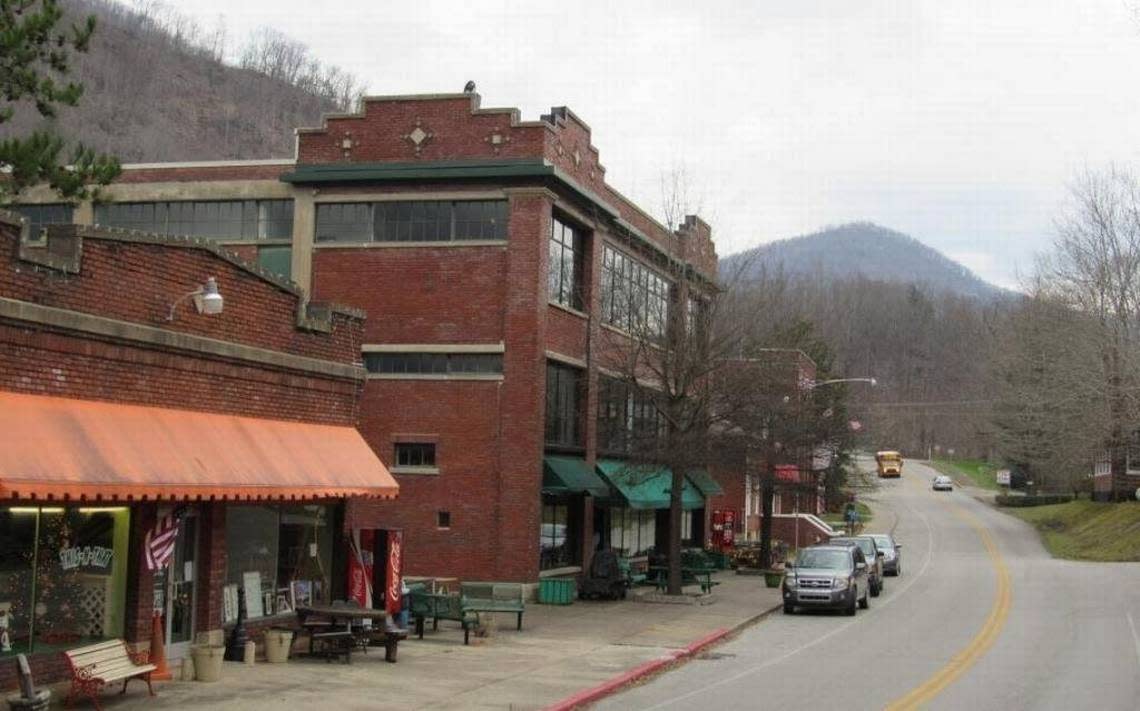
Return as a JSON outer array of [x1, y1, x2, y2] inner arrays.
[[1, 0, 355, 162], [722, 223, 1005, 299]]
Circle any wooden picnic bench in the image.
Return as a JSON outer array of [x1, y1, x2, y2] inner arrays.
[[296, 603, 407, 663], [460, 582, 525, 632], [409, 590, 477, 644], [63, 639, 156, 710]]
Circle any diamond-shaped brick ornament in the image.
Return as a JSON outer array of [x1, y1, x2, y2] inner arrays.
[[409, 127, 428, 145]]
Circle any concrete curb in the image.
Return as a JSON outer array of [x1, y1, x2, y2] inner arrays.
[[543, 601, 783, 711]]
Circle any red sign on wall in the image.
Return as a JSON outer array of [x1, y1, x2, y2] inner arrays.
[[385, 530, 404, 615], [348, 529, 374, 608]]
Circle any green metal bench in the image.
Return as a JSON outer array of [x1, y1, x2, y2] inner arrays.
[[460, 582, 525, 632], [410, 590, 478, 645], [618, 557, 648, 586]]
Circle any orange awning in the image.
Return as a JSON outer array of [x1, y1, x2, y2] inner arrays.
[[0, 391, 398, 502]]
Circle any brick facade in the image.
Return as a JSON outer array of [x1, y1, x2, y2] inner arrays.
[[9, 91, 720, 587], [0, 214, 380, 689]]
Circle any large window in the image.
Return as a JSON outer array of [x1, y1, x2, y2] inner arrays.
[[0, 506, 130, 657], [315, 200, 508, 243], [363, 352, 503, 376], [545, 362, 583, 448], [600, 245, 670, 339], [95, 200, 293, 241], [548, 215, 584, 310], [225, 504, 334, 620], [540, 500, 579, 570], [608, 508, 656, 557], [10, 203, 74, 241], [395, 443, 437, 469], [597, 376, 667, 455]]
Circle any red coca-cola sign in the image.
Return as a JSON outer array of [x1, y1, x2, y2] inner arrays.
[[385, 530, 403, 615]]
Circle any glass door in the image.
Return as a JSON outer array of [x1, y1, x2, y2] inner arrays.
[[165, 513, 198, 661]]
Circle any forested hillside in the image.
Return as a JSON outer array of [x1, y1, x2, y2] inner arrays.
[[723, 222, 1005, 300], [1, 0, 359, 161]]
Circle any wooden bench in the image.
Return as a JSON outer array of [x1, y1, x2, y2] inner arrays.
[[410, 590, 477, 645], [64, 639, 157, 710], [460, 582, 525, 633]]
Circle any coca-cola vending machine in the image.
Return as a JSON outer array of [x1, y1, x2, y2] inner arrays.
[[346, 528, 404, 617], [710, 509, 737, 551]]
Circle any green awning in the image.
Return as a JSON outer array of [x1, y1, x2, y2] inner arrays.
[[595, 460, 704, 510], [686, 468, 723, 497], [542, 456, 610, 498]]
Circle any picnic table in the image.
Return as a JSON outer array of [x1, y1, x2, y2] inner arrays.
[[295, 604, 407, 663], [648, 566, 719, 594]]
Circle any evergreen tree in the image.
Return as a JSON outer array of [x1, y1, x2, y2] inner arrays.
[[0, 0, 119, 202]]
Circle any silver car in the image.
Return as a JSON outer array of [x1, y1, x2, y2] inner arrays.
[[933, 475, 953, 491], [869, 534, 902, 576], [783, 545, 870, 616]]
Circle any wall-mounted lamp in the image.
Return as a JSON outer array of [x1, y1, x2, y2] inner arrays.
[[168, 277, 224, 321]]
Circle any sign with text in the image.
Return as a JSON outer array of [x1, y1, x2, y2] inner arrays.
[[996, 469, 1011, 486], [385, 529, 404, 615]]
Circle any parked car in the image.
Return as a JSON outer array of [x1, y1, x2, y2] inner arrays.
[[869, 534, 902, 576], [782, 544, 870, 616], [933, 475, 954, 491], [829, 536, 884, 596]]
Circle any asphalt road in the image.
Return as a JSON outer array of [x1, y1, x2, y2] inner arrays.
[[596, 459, 1140, 711]]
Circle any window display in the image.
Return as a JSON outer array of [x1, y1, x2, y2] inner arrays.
[[0, 506, 129, 656], [225, 504, 333, 620]]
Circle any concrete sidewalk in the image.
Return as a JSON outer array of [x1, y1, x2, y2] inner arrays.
[[97, 572, 781, 711]]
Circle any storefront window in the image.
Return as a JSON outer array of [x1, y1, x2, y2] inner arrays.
[[225, 504, 334, 621], [540, 501, 579, 570], [608, 508, 656, 557], [0, 506, 129, 657]]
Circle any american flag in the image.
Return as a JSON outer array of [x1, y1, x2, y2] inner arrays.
[[144, 507, 186, 571]]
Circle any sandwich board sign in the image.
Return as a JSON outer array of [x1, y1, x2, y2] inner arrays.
[[996, 469, 1011, 486]]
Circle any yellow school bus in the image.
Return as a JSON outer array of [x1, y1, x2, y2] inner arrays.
[[875, 451, 903, 478]]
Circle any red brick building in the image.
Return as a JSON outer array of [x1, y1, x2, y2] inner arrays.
[[706, 350, 826, 546], [0, 213, 397, 688], [10, 92, 720, 587]]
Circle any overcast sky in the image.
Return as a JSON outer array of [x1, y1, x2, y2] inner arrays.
[[167, 0, 1140, 289]]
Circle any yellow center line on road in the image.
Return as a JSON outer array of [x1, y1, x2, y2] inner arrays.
[[883, 484, 1012, 711]]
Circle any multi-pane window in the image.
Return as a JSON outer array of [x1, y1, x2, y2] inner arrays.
[[600, 245, 670, 339], [95, 200, 293, 241], [315, 200, 508, 243], [363, 352, 503, 376], [548, 215, 584, 310], [608, 508, 656, 557], [545, 362, 583, 448], [10, 203, 74, 240], [540, 501, 578, 570], [395, 443, 436, 468], [597, 376, 667, 454]]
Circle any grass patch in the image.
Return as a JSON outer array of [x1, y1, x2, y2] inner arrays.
[[932, 458, 1000, 491], [1005, 500, 1140, 561]]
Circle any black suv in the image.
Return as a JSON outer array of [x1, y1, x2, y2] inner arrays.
[[782, 544, 870, 615]]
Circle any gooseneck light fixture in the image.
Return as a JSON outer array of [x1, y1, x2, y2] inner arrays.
[[168, 276, 224, 321]]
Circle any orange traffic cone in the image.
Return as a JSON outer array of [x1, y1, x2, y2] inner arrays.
[[149, 612, 173, 681]]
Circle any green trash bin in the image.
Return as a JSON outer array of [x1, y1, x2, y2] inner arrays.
[[538, 577, 575, 604]]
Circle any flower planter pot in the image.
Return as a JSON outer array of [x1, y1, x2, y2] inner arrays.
[[762, 570, 784, 588], [264, 629, 293, 664], [191, 644, 225, 682]]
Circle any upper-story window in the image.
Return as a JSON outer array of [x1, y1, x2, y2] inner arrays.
[[363, 352, 503, 376], [10, 203, 74, 241], [94, 200, 293, 241], [548, 215, 584, 310], [600, 245, 670, 339], [315, 200, 508, 243], [545, 361, 583, 449], [597, 375, 667, 455]]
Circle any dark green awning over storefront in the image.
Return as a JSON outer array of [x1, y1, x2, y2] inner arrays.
[[595, 459, 704, 510], [686, 468, 723, 497], [542, 456, 611, 497]]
